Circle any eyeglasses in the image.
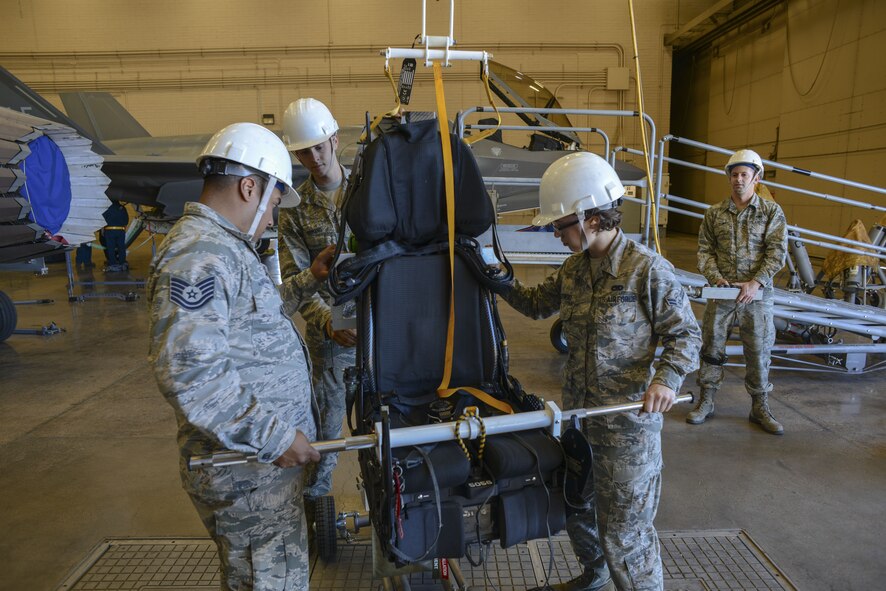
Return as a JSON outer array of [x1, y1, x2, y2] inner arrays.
[[551, 217, 580, 232], [275, 181, 287, 194]]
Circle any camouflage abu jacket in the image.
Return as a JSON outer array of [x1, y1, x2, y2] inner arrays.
[[697, 194, 787, 291], [278, 167, 352, 346], [503, 230, 701, 444], [147, 202, 317, 493]]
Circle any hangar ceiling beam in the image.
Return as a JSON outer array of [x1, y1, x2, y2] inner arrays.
[[665, 0, 786, 53]]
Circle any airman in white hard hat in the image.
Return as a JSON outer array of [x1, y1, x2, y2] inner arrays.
[[148, 121, 328, 591], [196, 121, 299, 239], [691, 147, 788, 435], [505, 151, 702, 591], [278, 98, 355, 507]]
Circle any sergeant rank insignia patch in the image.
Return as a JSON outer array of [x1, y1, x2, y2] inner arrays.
[[170, 276, 215, 310]]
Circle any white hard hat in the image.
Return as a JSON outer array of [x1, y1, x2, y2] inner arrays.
[[198, 122, 299, 208], [533, 152, 625, 226], [725, 149, 764, 177], [282, 98, 339, 152]]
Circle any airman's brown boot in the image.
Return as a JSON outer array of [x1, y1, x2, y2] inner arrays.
[[749, 394, 784, 435]]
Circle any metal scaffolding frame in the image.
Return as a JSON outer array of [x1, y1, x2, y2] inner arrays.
[[455, 106, 886, 373]]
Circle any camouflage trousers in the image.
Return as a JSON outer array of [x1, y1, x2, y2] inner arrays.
[[303, 335, 355, 498], [697, 297, 775, 397], [567, 432, 664, 591], [189, 467, 309, 591]]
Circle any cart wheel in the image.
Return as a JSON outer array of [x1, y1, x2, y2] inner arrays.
[[0, 291, 17, 342], [315, 495, 337, 562], [550, 317, 568, 354]]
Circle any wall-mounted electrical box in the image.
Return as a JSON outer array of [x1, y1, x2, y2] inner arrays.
[[606, 67, 630, 90]]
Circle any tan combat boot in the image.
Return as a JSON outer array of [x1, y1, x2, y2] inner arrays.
[[686, 390, 715, 424], [749, 394, 784, 435]]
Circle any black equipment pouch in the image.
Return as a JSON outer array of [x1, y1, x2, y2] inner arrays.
[[560, 416, 593, 514]]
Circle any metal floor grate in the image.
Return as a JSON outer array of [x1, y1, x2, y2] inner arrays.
[[55, 530, 796, 590], [56, 538, 218, 590]]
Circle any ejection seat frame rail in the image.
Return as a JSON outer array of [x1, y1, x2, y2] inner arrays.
[[188, 395, 694, 470]]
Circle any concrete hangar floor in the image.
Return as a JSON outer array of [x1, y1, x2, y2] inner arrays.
[[0, 232, 883, 591]]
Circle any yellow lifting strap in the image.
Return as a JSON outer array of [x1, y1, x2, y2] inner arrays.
[[462, 69, 502, 146], [359, 65, 404, 144], [432, 62, 513, 416]]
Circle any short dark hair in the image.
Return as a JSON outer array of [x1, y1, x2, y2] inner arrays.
[[204, 174, 238, 192], [204, 174, 266, 193], [584, 206, 622, 231]]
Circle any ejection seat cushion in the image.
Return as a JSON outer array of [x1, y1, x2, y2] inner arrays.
[[372, 252, 496, 405], [345, 118, 494, 249]]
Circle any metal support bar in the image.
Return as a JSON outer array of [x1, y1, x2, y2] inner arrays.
[[654, 138, 667, 232], [188, 395, 693, 471], [640, 144, 886, 215], [673, 267, 886, 339], [663, 135, 886, 199], [652, 342, 886, 358], [457, 107, 656, 170], [698, 286, 763, 301], [620, 195, 704, 222], [0, 258, 49, 274], [383, 48, 490, 66], [464, 123, 610, 154], [618, 146, 886, 258], [483, 176, 540, 187], [659, 192, 886, 260], [13, 321, 64, 336], [485, 176, 651, 189]]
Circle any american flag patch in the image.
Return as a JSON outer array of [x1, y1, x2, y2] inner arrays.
[[169, 276, 215, 310]]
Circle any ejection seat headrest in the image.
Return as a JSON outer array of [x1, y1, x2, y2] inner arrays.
[[344, 118, 494, 251]]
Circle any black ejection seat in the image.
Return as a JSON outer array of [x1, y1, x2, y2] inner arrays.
[[330, 115, 570, 566]]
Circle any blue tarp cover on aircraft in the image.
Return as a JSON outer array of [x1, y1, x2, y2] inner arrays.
[[22, 135, 71, 234]]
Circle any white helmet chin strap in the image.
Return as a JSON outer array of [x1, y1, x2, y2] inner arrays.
[[246, 175, 278, 240], [577, 210, 592, 252]]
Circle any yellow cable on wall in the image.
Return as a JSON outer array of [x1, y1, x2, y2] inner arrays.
[[628, 0, 662, 254]]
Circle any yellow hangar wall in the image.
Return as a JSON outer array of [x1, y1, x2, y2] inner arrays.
[[669, 0, 886, 244], [1, 0, 688, 160]]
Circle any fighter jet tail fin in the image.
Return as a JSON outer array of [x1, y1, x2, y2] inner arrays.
[[59, 92, 151, 141], [0, 66, 112, 154]]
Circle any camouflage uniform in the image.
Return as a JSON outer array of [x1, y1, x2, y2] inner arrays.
[[697, 194, 787, 398], [148, 202, 318, 591], [278, 168, 354, 498], [504, 230, 701, 591]]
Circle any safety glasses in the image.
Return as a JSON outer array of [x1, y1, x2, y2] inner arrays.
[[551, 217, 581, 232]]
